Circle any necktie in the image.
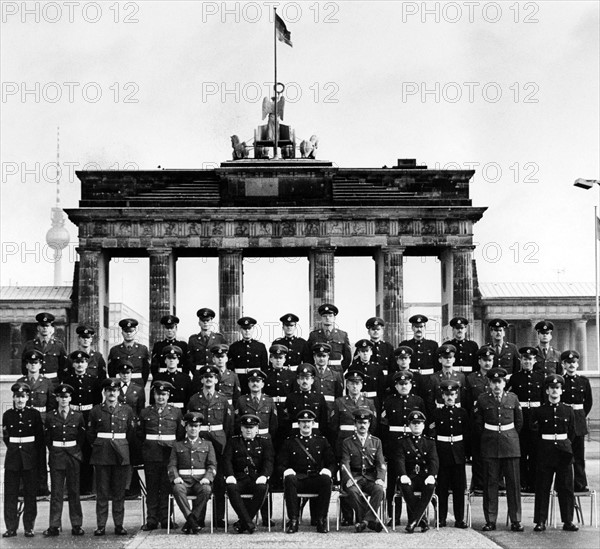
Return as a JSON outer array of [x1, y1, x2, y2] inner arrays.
[[61, 409, 67, 420], [325, 329, 331, 337], [496, 345, 502, 355], [542, 348, 547, 358], [108, 405, 114, 413], [253, 396, 259, 406]]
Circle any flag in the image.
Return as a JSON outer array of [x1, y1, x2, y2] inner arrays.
[[275, 13, 293, 47]]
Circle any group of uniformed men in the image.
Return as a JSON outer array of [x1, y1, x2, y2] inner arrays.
[[2, 307, 593, 537]]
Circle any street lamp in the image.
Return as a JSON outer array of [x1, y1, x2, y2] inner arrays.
[[573, 178, 600, 371]]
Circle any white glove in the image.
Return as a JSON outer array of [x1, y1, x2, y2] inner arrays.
[[173, 477, 183, 485], [424, 475, 435, 485], [375, 479, 385, 486], [200, 478, 210, 485], [400, 475, 411, 484], [346, 479, 353, 488], [320, 468, 332, 477], [256, 476, 267, 485], [283, 468, 296, 477], [225, 476, 237, 484]]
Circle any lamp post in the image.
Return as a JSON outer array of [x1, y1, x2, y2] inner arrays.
[[573, 178, 600, 371]]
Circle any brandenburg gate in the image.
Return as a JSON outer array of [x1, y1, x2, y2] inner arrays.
[[65, 158, 486, 352]]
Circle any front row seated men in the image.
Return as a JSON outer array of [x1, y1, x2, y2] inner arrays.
[[168, 412, 217, 534]]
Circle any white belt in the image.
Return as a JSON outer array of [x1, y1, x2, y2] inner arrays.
[[131, 373, 142, 379], [235, 368, 248, 375], [53, 440, 77, 447], [364, 391, 377, 398], [323, 395, 334, 402], [567, 403, 584, 410], [340, 425, 355, 431], [9, 436, 35, 443], [272, 396, 286, 403], [158, 368, 167, 373], [258, 428, 269, 435], [146, 434, 176, 441], [288, 365, 298, 371], [382, 370, 388, 376], [457, 366, 472, 373], [33, 406, 46, 412], [72, 404, 93, 411], [329, 359, 342, 366], [292, 422, 299, 429], [519, 401, 541, 408], [172, 402, 184, 408], [227, 399, 233, 405], [178, 469, 206, 476], [413, 368, 433, 375], [97, 432, 126, 439], [436, 402, 461, 408], [484, 422, 515, 432], [44, 372, 58, 379], [389, 426, 409, 432], [542, 433, 568, 441], [437, 435, 463, 442], [199, 424, 223, 432]]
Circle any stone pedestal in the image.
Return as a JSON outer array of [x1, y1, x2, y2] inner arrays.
[[375, 247, 405, 346], [219, 249, 243, 342], [309, 247, 335, 327], [149, 248, 175, 346]]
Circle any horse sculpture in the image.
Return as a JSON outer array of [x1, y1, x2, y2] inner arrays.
[[299, 135, 319, 159]]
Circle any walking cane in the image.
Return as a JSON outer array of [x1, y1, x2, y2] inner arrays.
[[341, 464, 389, 533]]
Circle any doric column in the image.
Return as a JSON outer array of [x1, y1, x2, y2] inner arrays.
[[572, 319, 588, 369], [77, 247, 108, 354], [375, 246, 405, 346], [10, 322, 22, 375], [441, 246, 475, 331], [309, 247, 335, 327], [149, 248, 175, 346], [219, 249, 243, 342]]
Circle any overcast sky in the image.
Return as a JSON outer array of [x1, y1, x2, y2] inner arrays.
[[1, 1, 599, 343]]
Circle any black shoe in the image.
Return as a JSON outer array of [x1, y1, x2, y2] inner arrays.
[[455, 520, 468, 529], [367, 520, 383, 532], [482, 522, 496, 531], [115, 526, 128, 535], [246, 522, 256, 534], [405, 521, 416, 534], [2, 530, 17, 538], [420, 521, 430, 533], [439, 520, 447, 527], [141, 522, 158, 531], [71, 527, 85, 536], [286, 519, 299, 534], [354, 521, 367, 533], [93, 528, 105, 536], [43, 527, 60, 537], [511, 522, 524, 532], [563, 522, 579, 532], [24, 530, 35, 538], [233, 521, 246, 534], [316, 518, 329, 533], [533, 523, 546, 532]]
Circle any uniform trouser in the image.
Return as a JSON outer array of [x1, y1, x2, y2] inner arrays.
[[518, 424, 537, 490], [144, 461, 171, 525], [38, 412, 49, 494], [4, 467, 37, 531], [386, 456, 402, 519], [94, 464, 129, 528], [171, 481, 212, 522], [572, 435, 588, 491], [346, 477, 384, 523], [49, 457, 83, 528], [534, 453, 575, 524], [482, 457, 521, 524], [437, 462, 466, 522], [284, 474, 332, 521], [401, 475, 435, 525], [80, 439, 94, 494], [470, 433, 484, 490], [226, 478, 268, 525]]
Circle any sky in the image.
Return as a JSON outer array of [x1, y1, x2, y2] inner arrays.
[[1, 0, 599, 344]]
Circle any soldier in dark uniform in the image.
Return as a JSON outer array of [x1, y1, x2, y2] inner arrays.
[[392, 345, 426, 399], [534, 321, 562, 375], [272, 313, 311, 371], [20, 312, 67, 382], [204, 344, 241, 407], [168, 412, 217, 534], [152, 345, 193, 410], [235, 369, 278, 438], [561, 350, 593, 492], [397, 410, 439, 533], [364, 317, 395, 380], [150, 314, 189, 377], [87, 378, 137, 536], [487, 318, 520, 377], [2, 383, 44, 538], [117, 360, 146, 416], [279, 409, 336, 533], [531, 374, 578, 532], [341, 408, 386, 533], [507, 347, 544, 492], [443, 316, 479, 374], [349, 339, 385, 410], [427, 344, 467, 417], [307, 303, 352, 374], [107, 318, 150, 386], [138, 381, 185, 531], [228, 317, 268, 393], [43, 383, 86, 537], [380, 370, 426, 524], [187, 364, 234, 528], [224, 413, 275, 533], [431, 380, 469, 528], [187, 307, 227, 373], [399, 314, 439, 376], [474, 367, 523, 532], [66, 325, 107, 379], [312, 343, 344, 413], [63, 350, 102, 495]]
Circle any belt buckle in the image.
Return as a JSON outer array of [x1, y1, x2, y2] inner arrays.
[[414, 464, 420, 474], [450, 434, 454, 443], [207, 424, 212, 432], [497, 424, 502, 433], [243, 466, 249, 475]]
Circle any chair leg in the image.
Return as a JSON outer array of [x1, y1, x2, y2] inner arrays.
[[224, 493, 228, 533], [167, 496, 172, 534], [267, 492, 272, 532], [210, 495, 213, 534]]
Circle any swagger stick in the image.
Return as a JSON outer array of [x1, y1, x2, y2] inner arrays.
[[341, 464, 389, 533]]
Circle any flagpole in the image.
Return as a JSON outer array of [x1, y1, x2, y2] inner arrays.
[[596, 201, 599, 371], [273, 7, 279, 159]]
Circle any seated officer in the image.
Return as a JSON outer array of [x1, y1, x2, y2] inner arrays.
[[224, 414, 275, 533], [279, 410, 336, 534], [341, 408, 386, 533], [397, 410, 439, 533], [168, 412, 217, 534]]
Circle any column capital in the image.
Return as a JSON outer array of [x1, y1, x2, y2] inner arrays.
[[449, 245, 476, 253], [310, 246, 336, 253], [379, 245, 406, 255], [148, 246, 173, 256], [76, 245, 102, 255], [218, 248, 244, 256]]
